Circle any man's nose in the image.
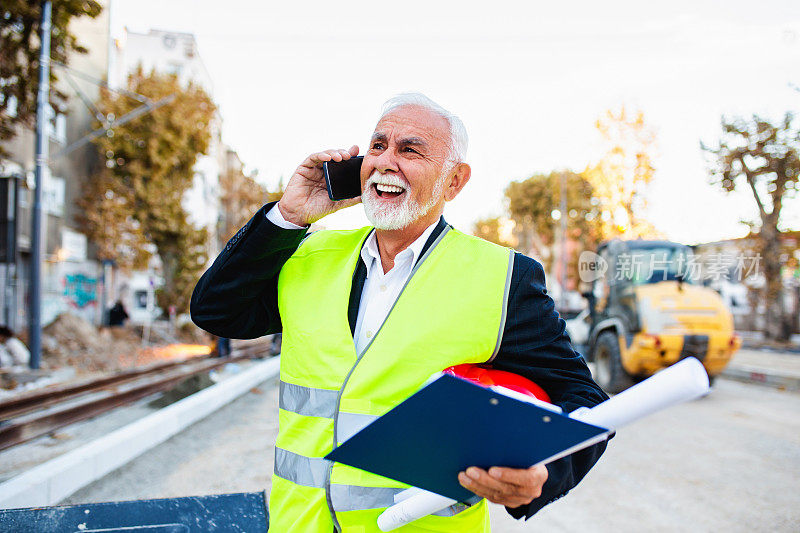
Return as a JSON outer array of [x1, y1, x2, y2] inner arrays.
[[373, 148, 399, 174]]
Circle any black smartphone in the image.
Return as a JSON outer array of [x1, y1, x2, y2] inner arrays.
[[323, 156, 364, 201]]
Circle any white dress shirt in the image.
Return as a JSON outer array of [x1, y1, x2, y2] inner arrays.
[[266, 204, 438, 354]]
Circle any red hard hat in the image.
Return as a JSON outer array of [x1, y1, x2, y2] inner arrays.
[[443, 364, 551, 403]]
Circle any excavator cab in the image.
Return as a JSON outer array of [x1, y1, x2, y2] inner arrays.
[[581, 240, 740, 393]]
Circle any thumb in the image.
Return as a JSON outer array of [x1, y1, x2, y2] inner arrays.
[[349, 145, 360, 157]]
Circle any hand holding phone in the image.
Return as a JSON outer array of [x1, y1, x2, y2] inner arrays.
[[277, 146, 362, 226], [323, 156, 364, 201]]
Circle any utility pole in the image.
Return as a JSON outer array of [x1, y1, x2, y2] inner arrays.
[[29, 0, 52, 369]]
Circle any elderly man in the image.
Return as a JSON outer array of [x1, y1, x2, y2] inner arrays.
[[190, 93, 609, 532]]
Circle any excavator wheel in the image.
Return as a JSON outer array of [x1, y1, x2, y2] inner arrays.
[[593, 331, 634, 393]]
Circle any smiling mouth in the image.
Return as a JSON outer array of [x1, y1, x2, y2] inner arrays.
[[374, 183, 406, 199]]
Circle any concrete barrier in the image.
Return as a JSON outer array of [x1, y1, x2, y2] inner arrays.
[[721, 364, 800, 392], [0, 356, 281, 509]]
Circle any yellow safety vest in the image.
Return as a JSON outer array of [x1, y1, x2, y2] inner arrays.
[[269, 225, 514, 532]]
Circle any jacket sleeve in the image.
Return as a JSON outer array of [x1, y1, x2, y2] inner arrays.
[[491, 253, 610, 520], [189, 202, 308, 339]]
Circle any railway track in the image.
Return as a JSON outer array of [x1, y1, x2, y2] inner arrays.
[[0, 341, 273, 452]]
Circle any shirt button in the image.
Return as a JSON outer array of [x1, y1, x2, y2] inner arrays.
[[380, 284, 387, 292], [366, 330, 373, 338]]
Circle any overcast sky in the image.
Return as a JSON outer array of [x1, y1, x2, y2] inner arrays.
[[110, 0, 800, 245]]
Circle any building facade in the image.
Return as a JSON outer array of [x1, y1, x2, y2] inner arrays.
[[110, 29, 224, 259], [0, 2, 111, 331], [1, 16, 234, 333]]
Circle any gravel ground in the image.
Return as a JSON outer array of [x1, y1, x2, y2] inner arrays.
[[64, 376, 800, 532]]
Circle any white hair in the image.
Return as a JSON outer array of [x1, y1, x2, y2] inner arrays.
[[379, 93, 468, 167]]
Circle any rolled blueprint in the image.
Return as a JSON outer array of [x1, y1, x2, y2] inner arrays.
[[376, 490, 456, 531], [569, 357, 709, 429], [376, 357, 710, 531]]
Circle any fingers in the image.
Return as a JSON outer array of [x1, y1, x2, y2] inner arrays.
[[458, 465, 546, 507], [488, 465, 548, 488], [304, 148, 357, 168], [458, 467, 513, 503]]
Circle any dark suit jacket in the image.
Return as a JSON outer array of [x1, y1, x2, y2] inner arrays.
[[190, 202, 610, 520]]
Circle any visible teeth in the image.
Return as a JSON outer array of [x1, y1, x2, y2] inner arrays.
[[376, 184, 404, 193]]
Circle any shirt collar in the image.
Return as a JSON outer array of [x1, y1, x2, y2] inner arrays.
[[361, 219, 440, 278]]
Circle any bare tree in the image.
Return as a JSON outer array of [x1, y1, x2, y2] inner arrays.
[[703, 113, 800, 341]]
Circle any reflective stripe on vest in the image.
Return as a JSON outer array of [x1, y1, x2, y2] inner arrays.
[[278, 380, 379, 446], [274, 446, 330, 488], [274, 445, 470, 517], [275, 382, 470, 517], [337, 412, 378, 444], [270, 226, 512, 532], [279, 380, 338, 418]]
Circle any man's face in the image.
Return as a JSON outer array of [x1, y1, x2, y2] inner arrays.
[[361, 105, 454, 230]]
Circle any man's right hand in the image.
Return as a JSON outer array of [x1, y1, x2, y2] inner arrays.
[[277, 146, 362, 227]]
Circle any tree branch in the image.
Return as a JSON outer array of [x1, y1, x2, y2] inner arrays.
[[737, 154, 768, 221]]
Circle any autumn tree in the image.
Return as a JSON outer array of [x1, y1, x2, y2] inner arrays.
[[582, 106, 660, 239], [472, 216, 516, 248], [504, 170, 600, 278], [75, 169, 150, 270], [0, 1, 103, 154], [220, 162, 282, 242], [703, 113, 800, 341], [78, 67, 216, 314]]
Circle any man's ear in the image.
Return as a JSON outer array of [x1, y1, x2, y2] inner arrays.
[[444, 163, 471, 202]]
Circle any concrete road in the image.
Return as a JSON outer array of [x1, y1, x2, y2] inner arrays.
[[66, 376, 800, 532], [731, 348, 800, 375]]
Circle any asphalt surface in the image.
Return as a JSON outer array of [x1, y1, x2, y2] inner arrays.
[[65, 375, 800, 532]]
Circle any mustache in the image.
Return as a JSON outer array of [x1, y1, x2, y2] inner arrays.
[[365, 171, 409, 190]]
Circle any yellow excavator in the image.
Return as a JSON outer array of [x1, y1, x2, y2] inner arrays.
[[570, 239, 741, 393]]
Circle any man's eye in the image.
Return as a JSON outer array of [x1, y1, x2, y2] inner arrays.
[[403, 147, 419, 154], [372, 143, 384, 150]]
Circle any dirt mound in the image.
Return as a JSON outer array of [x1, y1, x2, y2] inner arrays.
[[43, 313, 106, 358], [40, 312, 208, 373]]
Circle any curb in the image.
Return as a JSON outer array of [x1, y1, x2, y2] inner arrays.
[[720, 364, 800, 392], [740, 342, 800, 354], [0, 356, 281, 509]]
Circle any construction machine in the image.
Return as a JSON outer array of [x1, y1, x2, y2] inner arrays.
[[569, 239, 741, 393]]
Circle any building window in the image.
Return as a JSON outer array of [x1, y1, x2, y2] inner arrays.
[[54, 113, 67, 144], [165, 62, 183, 76], [5, 95, 18, 118], [46, 105, 67, 144]]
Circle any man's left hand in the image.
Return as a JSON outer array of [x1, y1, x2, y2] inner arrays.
[[458, 465, 548, 507]]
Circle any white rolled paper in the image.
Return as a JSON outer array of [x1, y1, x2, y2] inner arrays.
[[376, 357, 710, 531], [569, 357, 709, 429], [377, 490, 457, 531]]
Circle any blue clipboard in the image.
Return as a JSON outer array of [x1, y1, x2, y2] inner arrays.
[[326, 374, 610, 502]]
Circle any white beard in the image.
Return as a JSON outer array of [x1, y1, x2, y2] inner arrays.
[[362, 170, 446, 230]]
